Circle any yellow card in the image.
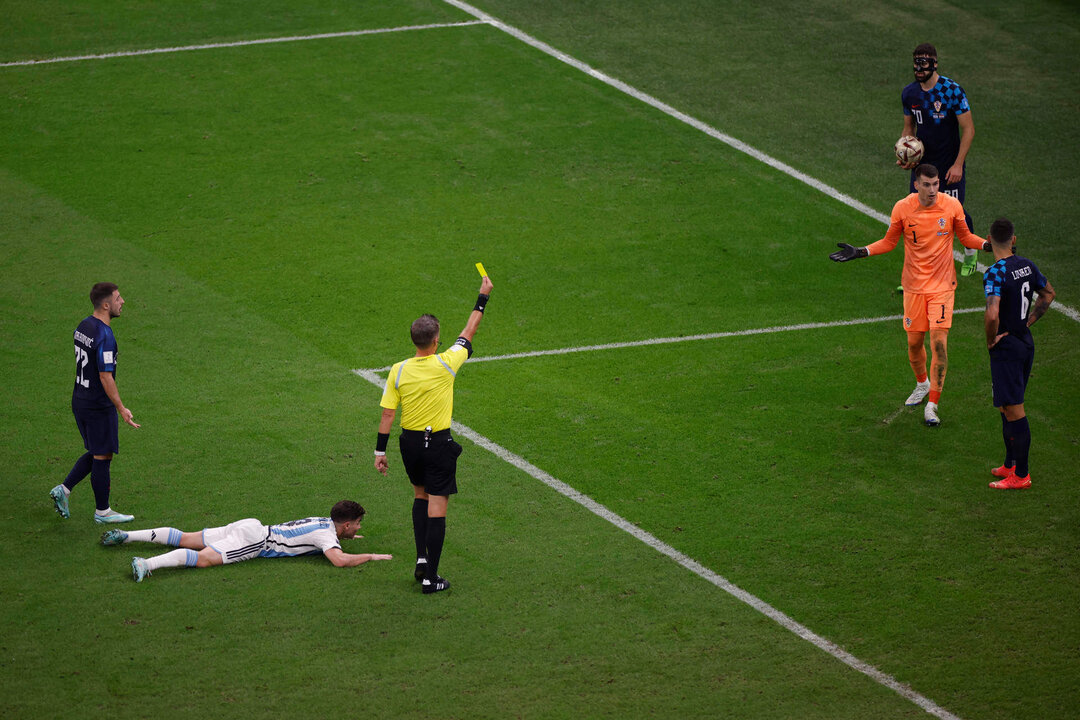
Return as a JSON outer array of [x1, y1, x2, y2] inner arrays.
[[475, 262, 488, 277]]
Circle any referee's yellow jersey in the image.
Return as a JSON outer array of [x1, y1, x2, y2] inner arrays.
[[380, 343, 469, 431]]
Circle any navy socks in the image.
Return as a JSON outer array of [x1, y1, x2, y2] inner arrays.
[[90, 458, 112, 511], [63, 452, 93, 491], [1006, 417, 1031, 478]]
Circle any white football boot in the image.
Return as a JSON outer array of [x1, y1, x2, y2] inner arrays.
[[905, 380, 931, 406]]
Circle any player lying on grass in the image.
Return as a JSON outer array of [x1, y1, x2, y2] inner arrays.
[[101, 500, 392, 582]]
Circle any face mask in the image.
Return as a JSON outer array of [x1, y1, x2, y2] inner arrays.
[[913, 56, 937, 77]]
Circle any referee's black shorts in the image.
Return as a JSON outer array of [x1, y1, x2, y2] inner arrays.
[[399, 429, 462, 496]]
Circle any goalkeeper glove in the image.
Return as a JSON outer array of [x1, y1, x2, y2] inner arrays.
[[960, 247, 978, 277], [829, 243, 868, 262]]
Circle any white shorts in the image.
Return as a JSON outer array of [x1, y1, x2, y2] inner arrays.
[[202, 518, 268, 564]]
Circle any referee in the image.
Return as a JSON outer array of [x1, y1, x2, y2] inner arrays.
[[374, 275, 494, 594]]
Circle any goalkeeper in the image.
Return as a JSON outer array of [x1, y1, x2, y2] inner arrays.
[[830, 164, 989, 427]]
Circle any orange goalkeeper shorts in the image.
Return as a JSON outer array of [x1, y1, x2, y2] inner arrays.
[[903, 290, 954, 332]]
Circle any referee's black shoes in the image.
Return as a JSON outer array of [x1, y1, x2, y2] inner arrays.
[[421, 576, 451, 594]]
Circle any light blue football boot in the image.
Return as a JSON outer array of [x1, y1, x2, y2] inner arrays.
[[131, 557, 150, 582], [49, 485, 70, 519], [100, 529, 128, 546], [94, 509, 135, 524]]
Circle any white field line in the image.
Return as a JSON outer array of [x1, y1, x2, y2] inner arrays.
[[442, 0, 1078, 327], [353, 363, 961, 720], [882, 406, 911, 425], [407, 6, 977, 714], [0, 21, 485, 67], [5, 10, 1074, 329], [355, 311, 980, 717], [0, 5, 1036, 712], [358, 307, 984, 373]]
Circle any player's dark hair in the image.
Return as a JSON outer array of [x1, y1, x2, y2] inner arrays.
[[331, 500, 365, 524], [90, 282, 119, 309], [990, 218, 1015, 245], [914, 164, 939, 180], [411, 314, 440, 348], [913, 43, 937, 58]]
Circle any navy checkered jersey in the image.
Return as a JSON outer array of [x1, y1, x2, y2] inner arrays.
[[901, 76, 970, 169], [72, 315, 118, 409], [984, 256, 1047, 345]]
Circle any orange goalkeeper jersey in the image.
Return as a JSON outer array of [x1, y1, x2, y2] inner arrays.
[[866, 193, 985, 294]]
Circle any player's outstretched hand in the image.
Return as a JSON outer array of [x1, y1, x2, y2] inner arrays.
[[120, 406, 140, 428], [368, 554, 393, 561], [829, 243, 868, 262]]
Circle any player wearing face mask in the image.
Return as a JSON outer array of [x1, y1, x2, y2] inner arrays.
[[898, 43, 979, 276]]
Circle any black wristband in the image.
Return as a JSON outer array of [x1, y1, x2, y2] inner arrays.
[[474, 293, 489, 313], [376, 432, 389, 453]]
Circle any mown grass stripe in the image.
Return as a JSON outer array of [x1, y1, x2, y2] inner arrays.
[[442, 0, 1078, 326], [353, 364, 962, 720]]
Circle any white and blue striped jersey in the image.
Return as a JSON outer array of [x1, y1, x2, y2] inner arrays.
[[261, 517, 340, 558]]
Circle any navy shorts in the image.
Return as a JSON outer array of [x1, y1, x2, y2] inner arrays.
[[399, 429, 461, 496], [73, 403, 119, 455], [989, 337, 1034, 408]]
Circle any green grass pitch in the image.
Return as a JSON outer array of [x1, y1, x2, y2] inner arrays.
[[2, 2, 1078, 718]]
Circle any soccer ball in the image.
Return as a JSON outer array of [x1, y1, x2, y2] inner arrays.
[[895, 135, 924, 165]]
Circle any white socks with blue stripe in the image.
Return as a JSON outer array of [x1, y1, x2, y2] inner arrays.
[[145, 549, 199, 572], [125, 528, 183, 545]]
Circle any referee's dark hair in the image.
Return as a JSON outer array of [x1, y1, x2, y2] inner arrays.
[[990, 217, 1015, 245], [331, 500, 365, 524], [90, 282, 118, 309], [411, 314, 440, 348]]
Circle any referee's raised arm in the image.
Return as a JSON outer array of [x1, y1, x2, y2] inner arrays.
[[459, 276, 494, 342]]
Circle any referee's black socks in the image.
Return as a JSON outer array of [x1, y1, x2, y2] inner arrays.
[[412, 498, 429, 561], [425, 516, 446, 582]]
